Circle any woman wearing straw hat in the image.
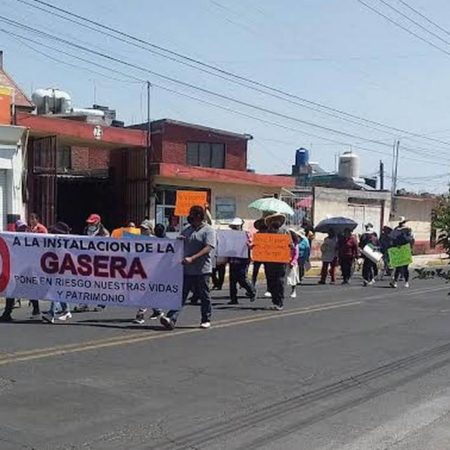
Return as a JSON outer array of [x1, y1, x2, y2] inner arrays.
[[264, 213, 289, 311]]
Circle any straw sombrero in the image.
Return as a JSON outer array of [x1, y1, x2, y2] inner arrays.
[[265, 213, 286, 227]]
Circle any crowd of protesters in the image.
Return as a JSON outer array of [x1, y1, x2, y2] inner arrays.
[[318, 217, 415, 287], [0, 206, 415, 330]]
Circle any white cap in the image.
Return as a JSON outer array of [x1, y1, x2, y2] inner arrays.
[[229, 217, 244, 227]]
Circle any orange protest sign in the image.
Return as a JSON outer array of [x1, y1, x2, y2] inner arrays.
[[174, 190, 207, 216], [251, 233, 291, 263], [0, 86, 12, 125]]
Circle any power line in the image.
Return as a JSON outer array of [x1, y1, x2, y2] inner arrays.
[[0, 15, 423, 152], [397, 0, 450, 38], [357, 0, 450, 58], [4, 27, 446, 169], [2, 11, 450, 163], [13, 0, 450, 150], [376, 0, 450, 47]]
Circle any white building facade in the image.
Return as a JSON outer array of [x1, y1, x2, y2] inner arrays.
[[0, 124, 26, 230]]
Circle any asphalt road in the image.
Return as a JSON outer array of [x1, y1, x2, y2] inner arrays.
[[2, 276, 450, 449]]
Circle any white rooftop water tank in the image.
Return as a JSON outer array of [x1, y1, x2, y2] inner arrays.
[[338, 152, 360, 179], [32, 88, 72, 115]]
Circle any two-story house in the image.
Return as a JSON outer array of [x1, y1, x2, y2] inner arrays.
[[130, 119, 294, 231]]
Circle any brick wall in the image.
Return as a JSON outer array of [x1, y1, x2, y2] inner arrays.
[[157, 122, 247, 171], [88, 147, 109, 169], [71, 146, 110, 170], [71, 146, 89, 170]]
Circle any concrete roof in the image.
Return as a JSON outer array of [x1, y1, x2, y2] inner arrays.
[[130, 119, 253, 141]]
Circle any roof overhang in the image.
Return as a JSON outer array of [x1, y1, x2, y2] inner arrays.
[[0, 124, 26, 145], [16, 112, 147, 149], [156, 163, 295, 187]]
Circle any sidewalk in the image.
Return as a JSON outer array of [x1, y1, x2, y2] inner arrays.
[[262, 253, 449, 278]]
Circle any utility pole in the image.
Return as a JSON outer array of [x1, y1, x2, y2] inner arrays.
[[145, 80, 154, 223], [379, 160, 384, 190], [391, 140, 400, 218]]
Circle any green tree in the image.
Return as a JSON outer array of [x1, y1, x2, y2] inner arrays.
[[432, 190, 450, 258]]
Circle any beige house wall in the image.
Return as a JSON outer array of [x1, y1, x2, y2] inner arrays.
[[391, 196, 435, 243], [155, 176, 283, 227], [313, 187, 391, 238]]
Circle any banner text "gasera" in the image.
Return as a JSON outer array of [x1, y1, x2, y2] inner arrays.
[[41, 253, 148, 279]]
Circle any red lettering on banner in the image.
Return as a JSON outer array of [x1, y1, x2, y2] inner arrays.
[[41, 252, 58, 274], [129, 257, 147, 279], [0, 237, 11, 291], [40, 252, 148, 279], [109, 257, 128, 278]]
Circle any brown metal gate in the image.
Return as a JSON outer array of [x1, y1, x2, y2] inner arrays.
[[27, 136, 58, 227], [110, 147, 148, 225]]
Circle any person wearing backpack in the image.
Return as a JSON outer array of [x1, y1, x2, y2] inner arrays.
[[390, 217, 415, 288]]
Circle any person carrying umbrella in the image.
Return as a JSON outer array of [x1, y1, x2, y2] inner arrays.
[[338, 228, 358, 284], [318, 229, 338, 285]]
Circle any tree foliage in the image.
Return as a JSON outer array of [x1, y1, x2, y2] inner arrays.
[[432, 191, 450, 257]]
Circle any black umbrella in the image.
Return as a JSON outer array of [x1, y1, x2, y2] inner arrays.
[[315, 217, 358, 234]]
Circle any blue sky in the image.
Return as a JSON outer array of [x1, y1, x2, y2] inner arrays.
[[1, 0, 450, 192]]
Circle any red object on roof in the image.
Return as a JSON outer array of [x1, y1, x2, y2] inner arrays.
[[296, 196, 313, 208], [16, 112, 147, 148], [157, 163, 295, 187], [0, 67, 33, 110]]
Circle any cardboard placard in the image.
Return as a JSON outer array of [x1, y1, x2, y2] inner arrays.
[[252, 233, 291, 263], [217, 230, 249, 258], [174, 190, 207, 216], [388, 244, 413, 268]]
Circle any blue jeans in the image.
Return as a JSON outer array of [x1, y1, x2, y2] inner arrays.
[[49, 301, 70, 318], [167, 274, 212, 324]]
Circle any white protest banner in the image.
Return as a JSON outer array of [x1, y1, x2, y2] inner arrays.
[[216, 230, 249, 258], [0, 232, 183, 310]]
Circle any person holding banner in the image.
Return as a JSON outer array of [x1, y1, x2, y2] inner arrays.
[[264, 213, 289, 311], [161, 205, 216, 330], [29, 213, 48, 318], [0, 219, 28, 322], [42, 222, 73, 324], [133, 223, 166, 324], [75, 213, 110, 313], [84, 213, 110, 238], [228, 218, 256, 305], [390, 217, 415, 288]]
